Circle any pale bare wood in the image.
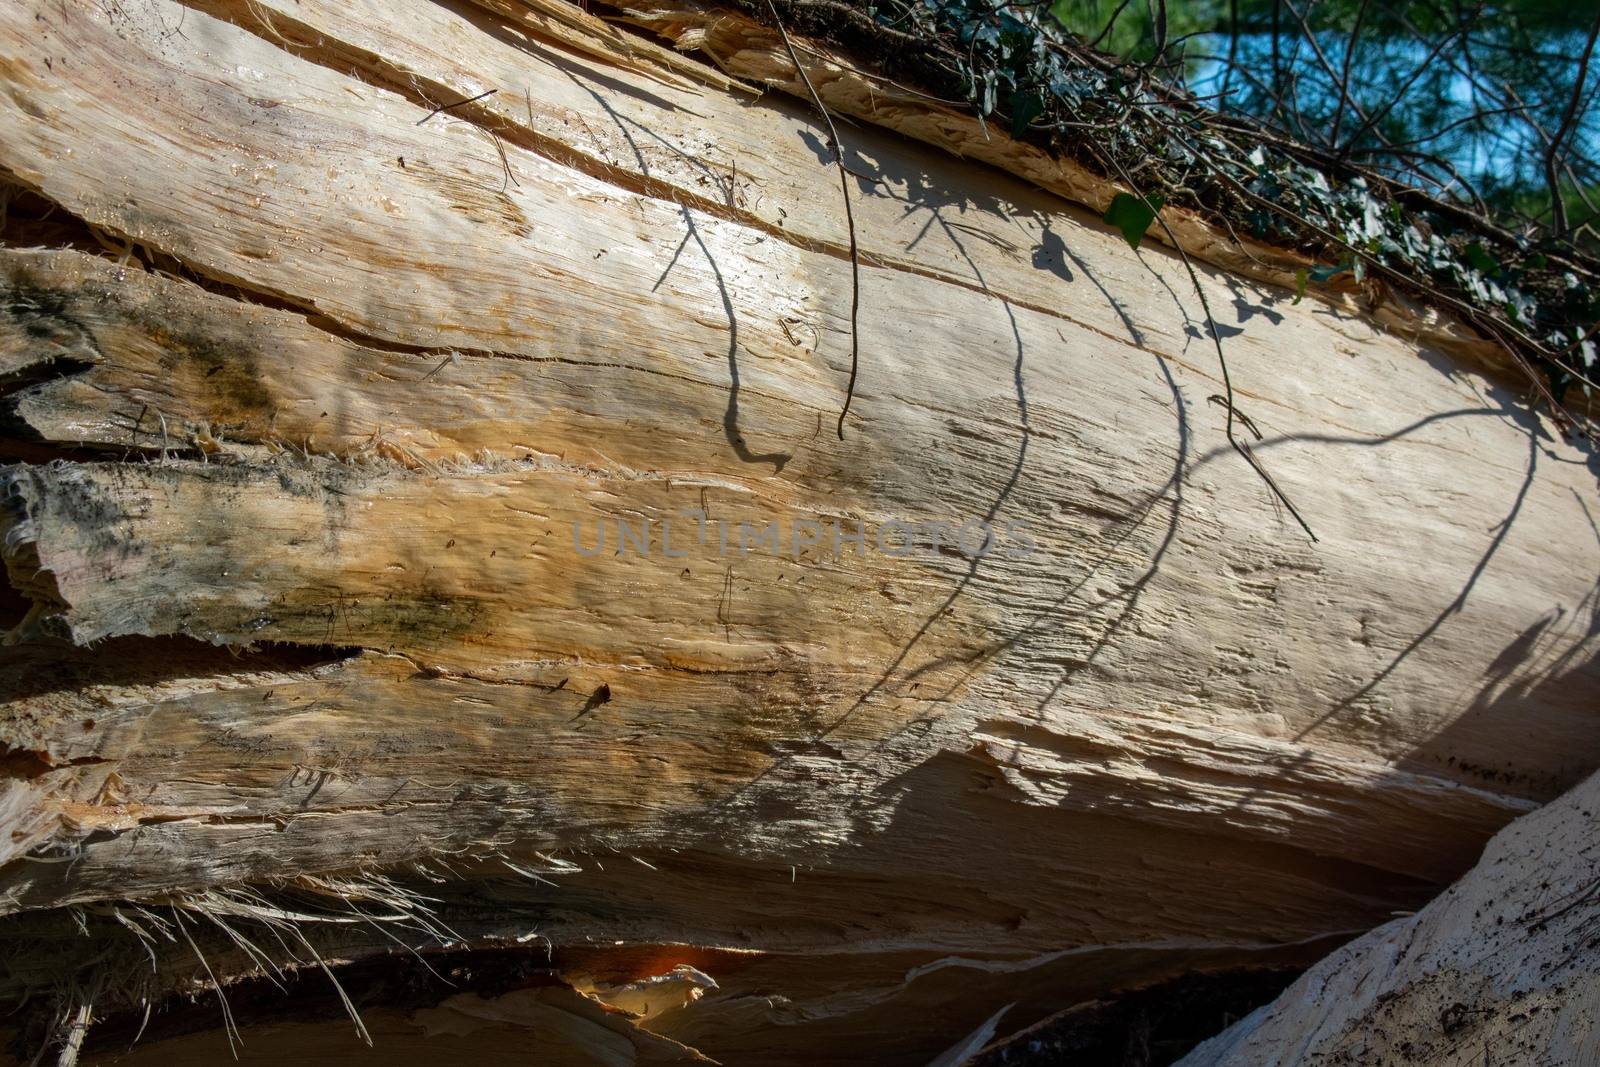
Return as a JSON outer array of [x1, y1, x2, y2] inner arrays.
[[0, 0, 1597, 1062]]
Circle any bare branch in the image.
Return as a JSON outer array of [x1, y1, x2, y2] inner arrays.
[[763, 0, 863, 439], [1546, 7, 1600, 236]]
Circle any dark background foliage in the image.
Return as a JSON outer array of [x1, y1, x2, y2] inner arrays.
[[1052, 0, 1600, 239]]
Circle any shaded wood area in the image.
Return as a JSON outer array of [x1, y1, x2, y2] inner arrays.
[[0, 0, 1597, 1062]]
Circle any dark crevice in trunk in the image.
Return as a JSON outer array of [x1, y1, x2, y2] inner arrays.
[[3, 164, 611, 372], [9, 944, 568, 1066], [0, 746, 109, 779], [973, 968, 1303, 1067], [0, 634, 366, 705]]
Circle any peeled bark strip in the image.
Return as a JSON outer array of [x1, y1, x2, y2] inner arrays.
[[1, 0, 1598, 1063]]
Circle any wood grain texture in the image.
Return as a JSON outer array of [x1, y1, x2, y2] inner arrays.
[[0, 0, 1597, 1062]]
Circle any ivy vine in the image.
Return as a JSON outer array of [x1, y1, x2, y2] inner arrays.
[[748, 0, 1600, 430]]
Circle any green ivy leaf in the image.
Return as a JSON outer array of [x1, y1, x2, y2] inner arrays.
[[1103, 192, 1165, 251], [1294, 268, 1308, 304], [1009, 90, 1044, 136], [1464, 241, 1500, 276]]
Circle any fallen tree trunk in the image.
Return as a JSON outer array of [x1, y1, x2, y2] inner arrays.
[[0, 0, 1597, 1062]]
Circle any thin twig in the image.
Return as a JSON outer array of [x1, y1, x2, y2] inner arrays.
[[1545, 7, 1600, 236], [764, 0, 861, 439], [1337, 15, 1473, 157], [52, 999, 93, 1067], [415, 88, 497, 126], [1100, 151, 1319, 543], [1090, 0, 1136, 50], [1329, 0, 1369, 145]]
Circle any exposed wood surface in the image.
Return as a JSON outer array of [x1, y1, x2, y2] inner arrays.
[[0, 0, 1597, 1062]]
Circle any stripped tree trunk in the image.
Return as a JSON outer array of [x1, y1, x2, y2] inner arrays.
[[0, 0, 1596, 1063]]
